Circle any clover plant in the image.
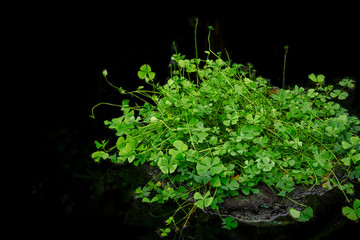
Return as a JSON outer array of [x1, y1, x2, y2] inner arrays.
[[91, 26, 360, 236]]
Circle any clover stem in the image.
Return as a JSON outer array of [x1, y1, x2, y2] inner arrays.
[[285, 196, 307, 208], [194, 17, 199, 60], [330, 169, 351, 203], [282, 46, 289, 89], [185, 115, 197, 151], [90, 102, 122, 119]]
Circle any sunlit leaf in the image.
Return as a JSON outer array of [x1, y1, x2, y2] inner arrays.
[[158, 157, 178, 174], [173, 140, 188, 152], [289, 208, 301, 219], [342, 141, 352, 150]]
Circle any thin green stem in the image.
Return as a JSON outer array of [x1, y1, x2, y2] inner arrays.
[[104, 75, 120, 90], [285, 196, 308, 208], [90, 102, 122, 119], [283, 46, 288, 89], [194, 17, 199, 60]]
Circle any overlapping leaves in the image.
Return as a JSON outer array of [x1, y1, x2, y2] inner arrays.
[[92, 49, 360, 233]]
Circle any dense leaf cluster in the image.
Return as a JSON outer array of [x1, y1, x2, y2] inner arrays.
[[92, 52, 360, 233]]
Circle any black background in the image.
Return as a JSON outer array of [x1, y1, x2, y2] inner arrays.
[[35, 6, 360, 127], [32, 4, 359, 239]]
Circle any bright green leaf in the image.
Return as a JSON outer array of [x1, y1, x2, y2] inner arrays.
[[209, 136, 218, 145], [228, 179, 239, 190], [342, 206, 358, 221], [196, 163, 209, 176], [173, 140, 188, 152], [210, 164, 226, 176], [158, 157, 178, 174], [290, 207, 313, 221], [308, 73, 325, 83], [94, 140, 103, 149], [194, 191, 213, 209], [298, 206, 313, 222], [341, 157, 351, 166], [178, 59, 186, 68], [289, 208, 301, 219], [127, 155, 135, 163], [196, 132, 209, 142], [330, 92, 338, 98], [223, 120, 231, 126], [165, 216, 174, 225], [194, 192, 202, 200], [308, 73, 316, 82], [204, 196, 214, 207], [194, 200, 205, 209], [91, 151, 109, 162], [317, 74, 325, 83], [148, 71, 156, 80], [307, 88, 318, 98], [174, 152, 185, 161], [342, 141, 352, 150], [338, 91, 349, 100], [138, 64, 155, 80], [188, 117, 198, 126], [350, 136, 360, 145], [138, 70, 147, 79], [210, 175, 221, 187], [140, 64, 151, 72]]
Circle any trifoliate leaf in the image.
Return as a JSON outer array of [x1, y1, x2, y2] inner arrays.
[[342, 206, 358, 221]]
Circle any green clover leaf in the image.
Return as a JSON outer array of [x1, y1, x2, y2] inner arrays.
[[158, 157, 178, 174], [91, 151, 109, 162], [289, 206, 313, 222], [308, 73, 325, 83], [138, 64, 156, 82], [194, 191, 213, 209], [223, 217, 238, 230], [196, 157, 226, 176], [173, 140, 188, 152], [342, 199, 360, 221], [339, 77, 355, 88], [256, 157, 275, 172]]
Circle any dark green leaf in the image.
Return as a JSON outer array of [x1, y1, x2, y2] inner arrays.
[[342, 206, 358, 221]]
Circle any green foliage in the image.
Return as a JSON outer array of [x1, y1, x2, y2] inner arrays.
[[342, 199, 360, 221], [159, 228, 171, 237], [91, 151, 109, 162], [138, 64, 155, 83], [308, 73, 325, 84], [289, 207, 314, 222], [194, 191, 214, 209], [91, 26, 360, 235], [223, 216, 238, 230]]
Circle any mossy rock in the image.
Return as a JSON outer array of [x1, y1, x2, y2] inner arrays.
[[205, 182, 331, 225]]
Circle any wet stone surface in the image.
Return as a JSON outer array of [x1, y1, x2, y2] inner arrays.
[[144, 165, 333, 225], [206, 182, 329, 225]]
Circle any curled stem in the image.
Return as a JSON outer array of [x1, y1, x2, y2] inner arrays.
[[90, 102, 122, 119]]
